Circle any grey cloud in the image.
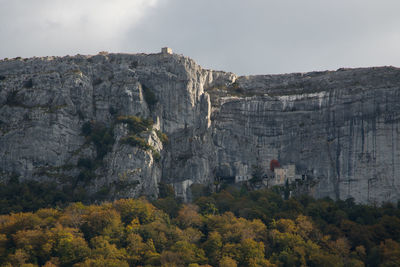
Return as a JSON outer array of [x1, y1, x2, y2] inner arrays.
[[0, 0, 158, 58], [123, 0, 400, 75], [1, 0, 399, 75]]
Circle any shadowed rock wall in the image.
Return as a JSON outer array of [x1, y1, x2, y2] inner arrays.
[[0, 53, 399, 203]]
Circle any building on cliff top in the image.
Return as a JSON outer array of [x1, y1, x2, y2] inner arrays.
[[161, 47, 173, 54]]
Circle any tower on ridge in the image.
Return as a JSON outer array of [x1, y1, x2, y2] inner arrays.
[[161, 47, 173, 54]]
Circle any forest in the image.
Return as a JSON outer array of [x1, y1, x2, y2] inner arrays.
[[0, 181, 400, 267]]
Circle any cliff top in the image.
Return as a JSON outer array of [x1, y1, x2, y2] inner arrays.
[[1, 52, 399, 98]]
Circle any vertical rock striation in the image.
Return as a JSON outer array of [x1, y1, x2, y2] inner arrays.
[[210, 68, 400, 203], [0, 53, 399, 203]]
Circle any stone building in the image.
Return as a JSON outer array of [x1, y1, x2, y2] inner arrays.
[[274, 168, 287, 185], [161, 47, 173, 54], [235, 175, 251, 183], [270, 164, 298, 186]]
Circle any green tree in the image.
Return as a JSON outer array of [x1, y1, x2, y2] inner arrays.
[[203, 231, 223, 266]]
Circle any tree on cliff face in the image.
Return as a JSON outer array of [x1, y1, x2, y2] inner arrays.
[[251, 165, 264, 183]]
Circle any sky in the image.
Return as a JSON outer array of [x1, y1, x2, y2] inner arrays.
[[1, 0, 400, 75]]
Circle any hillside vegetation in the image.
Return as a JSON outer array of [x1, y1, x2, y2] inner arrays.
[[0, 184, 400, 266]]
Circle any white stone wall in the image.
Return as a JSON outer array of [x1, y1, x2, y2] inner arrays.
[[274, 168, 287, 185], [286, 165, 296, 182]]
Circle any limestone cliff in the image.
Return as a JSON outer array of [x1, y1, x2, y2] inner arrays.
[[0, 52, 399, 204]]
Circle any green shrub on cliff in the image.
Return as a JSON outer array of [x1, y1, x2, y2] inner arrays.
[[81, 121, 115, 160], [116, 115, 153, 134], [142, 84, 157, 109], [120, 135, 152, 150]]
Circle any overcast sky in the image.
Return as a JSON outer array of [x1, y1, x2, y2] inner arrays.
[[1, 0, 400, 75]]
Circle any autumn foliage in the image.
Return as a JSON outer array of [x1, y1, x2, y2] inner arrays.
[[0, 188, 400, 266], [269, 160, 280, 171]]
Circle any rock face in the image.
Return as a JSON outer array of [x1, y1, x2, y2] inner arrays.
[[211, 69, 400, 204], [0, 53, 399, 204]]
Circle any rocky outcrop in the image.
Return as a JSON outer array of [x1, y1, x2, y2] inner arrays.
[[0, 53, 399, 204], [210, 68, 400, 204]]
